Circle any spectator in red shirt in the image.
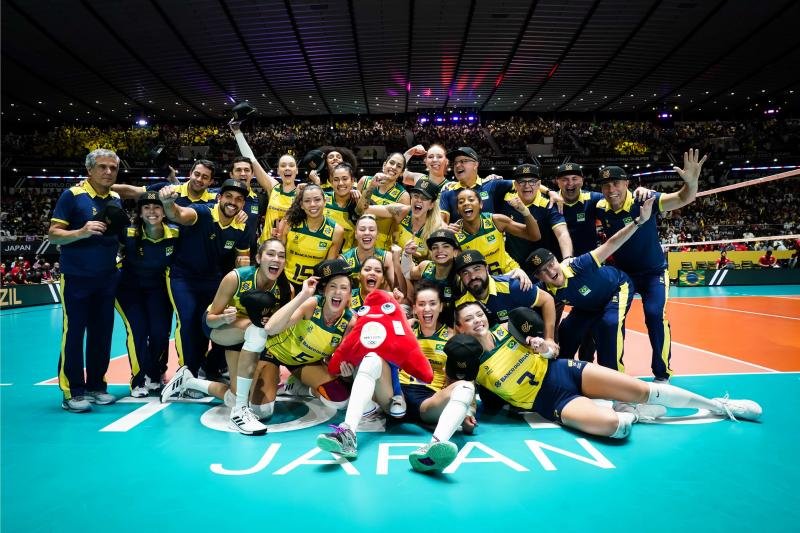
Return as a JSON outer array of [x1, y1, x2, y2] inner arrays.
[[758, 249, 778, 268], [716, 250, 734, 270]]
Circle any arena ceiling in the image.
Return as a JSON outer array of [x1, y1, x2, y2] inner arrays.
[[2, 0, 799, 125]]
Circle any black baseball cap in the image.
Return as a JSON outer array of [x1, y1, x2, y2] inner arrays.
[[443, 334, 483, 381], [407, 178, 439, 200], [453, 250, 487, 274], [506, 307, 545, 345], [314, 258, 352, 283], [239, 290, 277, 326], [137, 190, 162, 209], [93, 204, 130, 236], [513, 164, 542, 180], [596, 166, 628, 184], [231, 101, 256, 122], [527, 248, 556, 274], [301, 149, 326, 171], [219, 178, 249, 196], [555, 163, 584, 178], [426, 229, 458, 249], [447, 147, 479, 163]]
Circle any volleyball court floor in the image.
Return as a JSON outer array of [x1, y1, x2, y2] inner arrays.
[[1, 285, 798, 532]]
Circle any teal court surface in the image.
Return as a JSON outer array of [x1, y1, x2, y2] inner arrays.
[[1, 286, 799, 532]]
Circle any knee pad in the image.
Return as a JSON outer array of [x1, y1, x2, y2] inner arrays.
[[610, 412, 635, 439], [319, 396, 349, 410], [242, 325, 267, 352], [450, 381, 476, 407], [317, 377, 351, 403], [251, 401, 274, 421], [357, 353, 384, 381]]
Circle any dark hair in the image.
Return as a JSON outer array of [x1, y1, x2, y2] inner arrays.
[[284, 184, 325, 227], [256, 239, 292, 307], [456, 187, 480, 201], [414, 280, 443, 303], [318, 146, 358, 185], [454, 300, 491, 325], [333, 162, 355, 178], [384, 152, 407, 173], [191, 159, 216, 179], [231, 156, 254, 173]]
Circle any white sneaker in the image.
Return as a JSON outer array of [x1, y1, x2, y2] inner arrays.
[[389, 395, 407, 418], [229, 405, 268, 435], [613, 402, 667, 423], [130, 385, 149, 398], [160, 366, 192, 403], [278, 375, 312, 397], [85, 390, 117, 405], [409, 441, 458, 472], [144, 376, 161, 392], [712, 396, 762, 421]]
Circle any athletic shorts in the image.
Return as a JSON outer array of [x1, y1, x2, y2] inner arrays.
[[260, 350, 318, 373], [401, 384, 436, 421], [533, 359, 588, 422], [201, 310, 244, 351]]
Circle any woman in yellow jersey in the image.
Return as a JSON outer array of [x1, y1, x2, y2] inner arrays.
[[452, 187, 540, 276], [261, 154, 300, 241], [363, 178, 443, 263], [278, 184, 345, 292], [406, 229, 461, 323], [402, 143, 451, 190], [340, 214, 396, 290], [238, 259, 356, 419], [401, 282, 480, 473], [161, 239, 293, 435], [453, 302, 761, 442], [324, 163, 359, 250], [308, 147, 359, 193], [355, 152, 411, 249]]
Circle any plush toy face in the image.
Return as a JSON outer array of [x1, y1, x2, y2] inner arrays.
[[328, 290, 433, 383]]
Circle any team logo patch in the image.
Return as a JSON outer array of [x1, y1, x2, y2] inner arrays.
[[331, 337, 340, 346], [578, 285, 591, 296], [389, 189, 400, 198], [444, 287, 452, 298], [498, 310, 508, 320], [623, 217, 633, 225], [318, 241, 328, 248], [487, 234, 496, 242], [323, 226, 333, 237], [521, 321, 532, 333], [576, 213, 586, 222], [482, 218, 493, 229], [322, 265, 332, 277], [565, 163, 575, 171], [224, 240, 234, 249], [165, 246, 173, 256], [462, 252, 474, 263], [601, 169, 611, 179], [480, 191, 489, 200], [241, 281, 253, 292], [250, 205, 258, 214], [532, 255, 542, 266]]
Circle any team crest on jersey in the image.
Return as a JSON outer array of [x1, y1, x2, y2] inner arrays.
[[336, 320, 347, 332], [241, 280, 253, 292], [495, 328, 507, 339], [482, 218, 493, 229], [293, 234, 300, 242], [576, 213, 586, 222], [480, 191, 488, 200], [92, 207, 98, 215], [508, 339, 518, 349], [579, 285, 591, 296], [623, 217, 634, 225], [165, 246, 174, 256], [612, 295, 619, 303], [497, 309, 508, 320], [389, 188, 400, 199], [331, 336, 341, 347], [312, 308, 321, 320], [345, 257, 356, 268], [224, 240, 235, 249], [486, 234, 496, 242], [318, 241, 328, 249], [323, 225, 333, 237], [250, 205, 258, 214], [455, 232, 467, 242], [444, 287, 452, 298]]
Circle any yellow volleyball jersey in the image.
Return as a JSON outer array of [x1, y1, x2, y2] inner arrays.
[[340, 246, 387, 274], [206, 266, 285, 318], [476, 325, 549, 410], [324, 196, 356, 250], [396, 213, 429, 262], [285, 217, 338, 284], [266, 295, 352, 365], [399, 323, 450, 390], [261, 184, 296, 243], [364, 176, 405, 249], [455, 213, 520, 275]]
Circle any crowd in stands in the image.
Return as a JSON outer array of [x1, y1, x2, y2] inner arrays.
[[0, 255, 60, 286], [5, 118, 798, 165]]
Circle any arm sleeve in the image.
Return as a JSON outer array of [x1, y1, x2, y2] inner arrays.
[[51, 189, 74, 226]]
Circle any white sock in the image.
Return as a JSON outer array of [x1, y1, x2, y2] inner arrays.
[[432, 382, 475, 443], [647, 382, 718, 411], [251, 402, 274, 420], [610, 412, 635, 439], [223, 389, 236, 407], [343, 356, 382, 430], [186, 377, 211, 394], [235, 377, 252, 409]]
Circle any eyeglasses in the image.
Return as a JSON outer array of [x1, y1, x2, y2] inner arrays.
[[517, 179, 539, 186], [453, 158, 477, 165]]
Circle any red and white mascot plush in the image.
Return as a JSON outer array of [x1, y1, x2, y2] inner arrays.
[[328, 290, 433, 383]]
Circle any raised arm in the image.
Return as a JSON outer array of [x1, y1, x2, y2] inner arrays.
[[659, 149, 708, 212], [593, 196, 655, 264], [159, 185, 198, 226], [264, 277, 319, 335], [110, 183, 147, 200], [493, 198, 541, 241], [230, 122, 277, 195]]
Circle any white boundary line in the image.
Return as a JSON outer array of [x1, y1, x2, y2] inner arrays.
[[626, 329, 779, 372], [667, 300, 800, 321]]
